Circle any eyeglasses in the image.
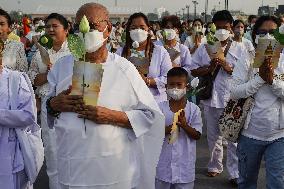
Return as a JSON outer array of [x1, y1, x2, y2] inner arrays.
[[256, 29, 275, 36], [74, 19, 108, 32]]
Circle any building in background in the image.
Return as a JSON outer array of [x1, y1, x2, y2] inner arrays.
[[154, 7, 166, 19], [258, 5, 276, 16], [276, 5, 284, 16]]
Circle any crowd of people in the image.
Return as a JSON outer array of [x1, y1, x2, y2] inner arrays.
[[0, 2, 284, 189]]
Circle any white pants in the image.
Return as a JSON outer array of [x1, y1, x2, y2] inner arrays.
[[41, 97, 59, 189], [13, 170, 32, 189], [203, 106, 239, 180], [59, 184, 137, 189], [155, 179, 194, 189]]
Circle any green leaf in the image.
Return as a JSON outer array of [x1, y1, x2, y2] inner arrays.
[[39, 34, 53, 49], [273, 28, 284, 45], [67, 34, 86, 60], [206, 32, 218, 45]]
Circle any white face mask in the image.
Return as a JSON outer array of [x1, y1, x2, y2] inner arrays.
[[167, 88, 187, 101], [164, 29, 176, 40], [215, 29, 231, 42], [130, 29, 148, 43], [84, 26, 108, 53]]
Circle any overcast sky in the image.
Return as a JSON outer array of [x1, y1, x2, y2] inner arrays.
[[0, 0, 283, 15]]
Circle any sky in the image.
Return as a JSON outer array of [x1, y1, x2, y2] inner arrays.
[[0, 0, 283, 15]]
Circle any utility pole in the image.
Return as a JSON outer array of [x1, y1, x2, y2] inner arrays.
[[225, 0, 229, 10], [182, 8, 185, 21], [115, 0, 118, 6], [186, 5, 190, 21], [192, 1, 198, 19], [205, 0, 208, 23]]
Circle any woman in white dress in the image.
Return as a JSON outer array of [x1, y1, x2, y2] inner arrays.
[[0, 9, 28, 72], [232, 19, 254, 55], [28, 13, 71, 189], [184, 19, 207, 55]]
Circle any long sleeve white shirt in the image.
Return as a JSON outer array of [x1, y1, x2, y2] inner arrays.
[[231, 50, 284, 141]]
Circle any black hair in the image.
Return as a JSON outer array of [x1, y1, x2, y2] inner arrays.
[[252, 15, 281, 46], [0, 9, 12, 27], [161, 15, 181, 30], [248, 15, 257, 23], [167, 67, 189, 81], [233, 19, 245, 28], [122, 12, 154, 60], [212, 10, 234, 25], [33, 17, 41, 25], [45, 13, 69, 30], [193, 18, 204, 26]]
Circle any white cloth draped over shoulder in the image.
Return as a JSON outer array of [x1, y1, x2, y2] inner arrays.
[[47, 53, 165, 189]]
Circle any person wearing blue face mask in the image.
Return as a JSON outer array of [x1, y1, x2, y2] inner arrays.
[[231, 15, 284, 189]]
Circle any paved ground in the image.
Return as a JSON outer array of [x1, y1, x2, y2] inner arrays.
[[34, 131, 266, 189]]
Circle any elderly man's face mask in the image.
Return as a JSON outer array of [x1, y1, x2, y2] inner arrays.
[[76, 16, 110, 53]]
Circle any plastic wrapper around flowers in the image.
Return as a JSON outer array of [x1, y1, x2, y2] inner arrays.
[[71, 61, 104, 106]]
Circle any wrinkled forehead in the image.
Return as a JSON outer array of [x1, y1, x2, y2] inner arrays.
[[76, 6, 109, 23]]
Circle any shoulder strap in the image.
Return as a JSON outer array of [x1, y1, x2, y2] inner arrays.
[[224, 40, 233, 57]]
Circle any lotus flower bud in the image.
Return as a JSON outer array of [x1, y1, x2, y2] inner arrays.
[[190, 77, 199, 88], [132, 41, 140, 49], [79, 15, 90, 34]]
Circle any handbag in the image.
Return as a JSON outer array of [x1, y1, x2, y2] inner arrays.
[[196, 40, 232, 100], [9, 71, 44, 184], [219, 97, 254, 143]]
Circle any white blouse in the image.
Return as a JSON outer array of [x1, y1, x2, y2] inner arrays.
[[28, 40, 71, 97], [2, 39, 28, 72]]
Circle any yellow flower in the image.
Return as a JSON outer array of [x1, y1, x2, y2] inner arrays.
[[79, 15, 90, 34]]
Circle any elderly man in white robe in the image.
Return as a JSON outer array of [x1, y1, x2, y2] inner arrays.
[[46, 3, 165, 189]]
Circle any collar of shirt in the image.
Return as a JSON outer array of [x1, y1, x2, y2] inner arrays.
[[49, 40, 69, 54]]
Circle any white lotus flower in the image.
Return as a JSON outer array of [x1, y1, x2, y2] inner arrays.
[[279, 24, 284, 35], [191, 77, 199, 88], [132, 41, 139, 49]]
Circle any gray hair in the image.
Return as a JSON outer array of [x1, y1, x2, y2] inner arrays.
[[76, 3, 109, 22]]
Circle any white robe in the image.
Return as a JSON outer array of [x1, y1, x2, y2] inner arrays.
[[47, 53, 165, 189]]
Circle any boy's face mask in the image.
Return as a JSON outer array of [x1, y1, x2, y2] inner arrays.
[[166, 87, 187, 100]]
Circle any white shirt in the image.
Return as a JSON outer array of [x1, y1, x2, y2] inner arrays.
[[47, 53, 165, 189], [28, 40, 71, 97], [2, 39, 28, 72], [184, 35, 207, 51], [231, 50, 284, 141], [190, 41, 244, 108]]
